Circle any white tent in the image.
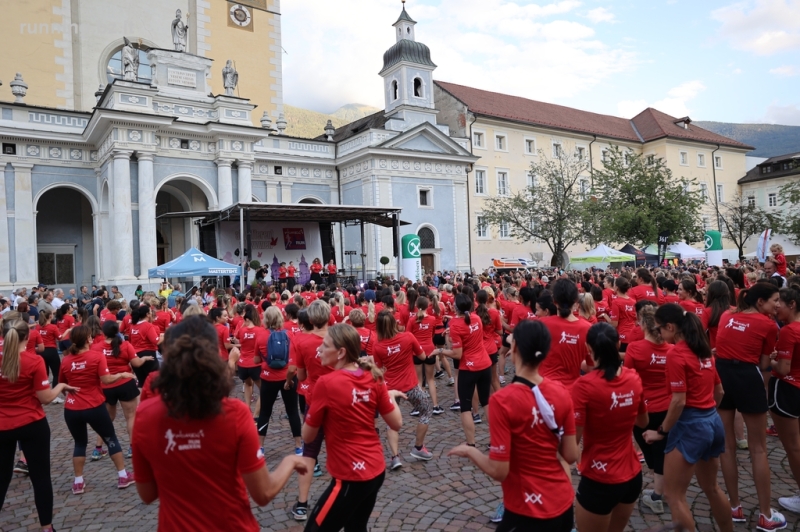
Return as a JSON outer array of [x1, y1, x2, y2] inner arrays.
[[667, 242, 705, 260], [744, 233, 800, 258], [569, 244, 635, 269]]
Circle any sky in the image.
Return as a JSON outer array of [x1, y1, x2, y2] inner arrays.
[[280, 0, 800, 125]]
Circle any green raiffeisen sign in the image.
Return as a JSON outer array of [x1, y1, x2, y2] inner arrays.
[[705, 230, 722, 266], [401, 234, 422, 280]]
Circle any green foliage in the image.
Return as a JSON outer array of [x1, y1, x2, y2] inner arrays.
[[718, 193, 780, 257], [249, 260, 261, 269], [589, 146, 703, 248], [695, 121, 800, 158], [481, 149, 592, 267], [379, 256, 390, 265], [779, 181, 800, 244]]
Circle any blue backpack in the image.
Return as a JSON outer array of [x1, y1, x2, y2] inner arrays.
[[266, 329, 290, 369]]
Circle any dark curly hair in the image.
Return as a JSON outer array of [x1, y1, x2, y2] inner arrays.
[[154, 316, 232, 420]]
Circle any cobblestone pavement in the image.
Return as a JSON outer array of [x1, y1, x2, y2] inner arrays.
[[2, 369, 799, 531]]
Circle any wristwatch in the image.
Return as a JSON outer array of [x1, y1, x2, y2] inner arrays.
[[656, 425, 669, 437]]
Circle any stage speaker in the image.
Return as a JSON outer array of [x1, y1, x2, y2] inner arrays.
[[319, 222, 335, 265]]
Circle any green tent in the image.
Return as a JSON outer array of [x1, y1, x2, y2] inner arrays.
[[570, 244, 636, 264], [642, 244, 678, 259]]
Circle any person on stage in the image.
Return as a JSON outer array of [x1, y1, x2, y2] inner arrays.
[[326, 260, 338, 287], [310, 259, 323, 286]]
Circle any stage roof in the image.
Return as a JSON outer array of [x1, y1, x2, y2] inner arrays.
[[157, 202, 408, 228]]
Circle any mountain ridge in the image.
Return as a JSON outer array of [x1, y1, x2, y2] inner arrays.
[[694, 121, 800, 158]]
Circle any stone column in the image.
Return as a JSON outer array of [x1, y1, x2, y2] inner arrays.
[[137, 153, 157, 278], [237, 161, 253, 203], [12, 162, 36, 286], [280, 182, 292, 204], [216, 158, 234, 208], [0, 162, 11, 287], [111, 150, 136, 280]]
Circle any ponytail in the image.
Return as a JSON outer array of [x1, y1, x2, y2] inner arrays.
[[455, 293, 473, 324], [637, 268, 659, 299], [736, 280, 779, 313], [655, 303, 711, 359], [102, 320, 121, 357], [416, 296, 429, 323], [586, 322, 621, 381], [1, 320, 29, 383], [367, 300, 376, 324], [357, 357, 385, 382], [67, 325, 91, 355], [552, 278, 578, 318], [475, 290, 491, 326], [38, 309, 52, 327]]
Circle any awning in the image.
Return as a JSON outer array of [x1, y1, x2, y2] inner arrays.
[[148, 247, 239, 278], [157, 202, 410, 228]]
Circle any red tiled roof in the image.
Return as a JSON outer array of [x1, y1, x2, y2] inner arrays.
[[434, 81, 753, 150]]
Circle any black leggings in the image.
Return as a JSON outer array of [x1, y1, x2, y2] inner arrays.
[[633, 410, 667, 475], [257, 379, 302, 438], [133, 350, 159, 388], [64, 404, 122, 457], [458, 367, 492, 413], [40, 347, 60, 386], [497, 506, 574, 532], [0, 418, 53, 525], [305, 471, 385, 532], [299, 392, 307, 416]]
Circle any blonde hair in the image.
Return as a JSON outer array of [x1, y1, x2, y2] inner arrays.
[[771, 243, 784, 254], [637, 304, 663, 342], [263, 306, 284, 331], [395, 290, 407, 305], [349, 308, 366, 327], [578, 293, 595, 320], [182, 304, 205, 318], [2, 319, 29, 383], [327, 324, 383, 381], [307, 300, 331, 328], [334, 292, 345, 317]]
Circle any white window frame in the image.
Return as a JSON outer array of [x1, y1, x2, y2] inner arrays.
[[679, 151, 688, 166], [417, 186, 434, 209], [747, 195, 756, 208], [496, 170, 510, 196], [495, 133, 508, 152], [697, 152, 706, 168], [472, 130, 486, 150], [579, 179, 589, 199], [476, 214, 489, 239], [499, 220, 510, 239], [524, 137, 537, 155], [601, 149, 610, 163], [714, 155, 723, 170], [551, 141, 563, 158], [645, 153, 656, 166], [716, 184, 723, 203], [575, 145, 587, 161], [623, 151, 632, 167], [702, 216, 710, 232], [768, 192, 778, 207], [412, 76, 425, 99], [474, 168, 486, 195], [700, 182, 708, 201]]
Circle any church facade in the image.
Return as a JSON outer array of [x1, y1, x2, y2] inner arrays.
[[0, 3, 476, 296]]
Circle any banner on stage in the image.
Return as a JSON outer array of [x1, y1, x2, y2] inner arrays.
[[283, 228, 307, 250]]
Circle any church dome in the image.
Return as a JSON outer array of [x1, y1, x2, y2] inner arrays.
[[379, 39, 436, 75]]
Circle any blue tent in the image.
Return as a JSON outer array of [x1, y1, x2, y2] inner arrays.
[[148, 247, 240, 278]]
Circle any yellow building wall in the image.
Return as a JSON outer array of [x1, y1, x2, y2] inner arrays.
[[0, 0, 67, 109], [204, 2, 282, 123]]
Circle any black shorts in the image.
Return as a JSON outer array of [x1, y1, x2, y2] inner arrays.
[[497, 506, 573, 532], [716, 358, 768, 414], [576, 471, 643, 516], [458, 367, 491, 412], [237, 366, 261, 382], [433, 333, 446, 347], [103, 379, 140, 405], [489, 352, 498, 365], [501, 333, 510, 348], [769, 376, 800, 419], [619, 343, 628, 353], [451, 357, 459, 370], [633, 410, 667, 475], [413, 355, 436, 366]]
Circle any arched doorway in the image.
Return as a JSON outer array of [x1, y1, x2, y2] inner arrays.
[[418, 226, 436, 274], [35, 186, 97, 290], [153, 176, 216, 264]]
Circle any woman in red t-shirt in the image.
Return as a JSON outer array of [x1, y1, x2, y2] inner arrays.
[[37, 309, 61, 389], [128, 305, 161, 387], [644, 304, 732, 532], [56, 303, 76, 351], [303, 324, 402, 529], [623, 302, 671, 514], [539, 280, 592, 390], [448, 319, 578, 531], [713, 281, 785, 527], [331, 293, 352, 324], [608, 277, 637, 349], [235, 305, 263, 414], [700, 280, 734, 349], [373, 311, 433, 469], [475, 289, 503, 393], [153, 297, 174, 334], [0, 318, 77, 531], [407, 297, 443, 415], [60, 325, 135, 495], [677, 279, 705, 316], [662, 279, 680, 305], [132, 316, 307, 532], [309, 258, 323, 285], [438, 294, 491, 446], [771, 285, 800, 513], [572, 322, 648, 530]]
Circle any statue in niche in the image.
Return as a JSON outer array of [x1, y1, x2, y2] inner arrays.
[[222, 60, 238, 96], [171, 9, 188, 52], [121, 37, 138, 81]]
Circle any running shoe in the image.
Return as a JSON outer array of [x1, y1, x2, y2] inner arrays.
[[447, 377, 455, 386], [491, 502, 504, 523], [449, 401, 461, 411], [736, 439, 749, 450], [90, 448, 108, 461], [390, 456, 403, 470], [410, 409, 420, 417], [126, 447, 132, 458], [432, 405, 445, 415], [472, 413, 482, 424], [13, 461, 28, 474], [71, 480, 85, 495], [779, 493, 800, 514], [434, 370, 445, 379], [291, 501, 308, 521], [641, 493, 664, 514], [313, 463, 323, 477], [636, 451, 645, 463], [731, 505, 746, 522], [294, 446, 303, 456], [767, 425, 779, 437], [118, 472, 135, 489], [757, 509, 787, 531], [52, 396, 64, 404], [498, 376, 506, 385], [410, 446, 433, 461]]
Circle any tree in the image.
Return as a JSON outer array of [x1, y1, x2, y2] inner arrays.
[[718, 193, 780, 258], [481, 149, 591, 268], [589, 146, 704, 248], [379, 255, 390, 275], [779, 181, 800, 243]]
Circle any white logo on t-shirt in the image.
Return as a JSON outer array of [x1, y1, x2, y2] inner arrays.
[[164, 428, 204, 454], [724, 318, 749, 332], [524, 492, 543, 505], [70, 361, 87, 371], [468, 323, 480, 333], [351, 388, 371, 405], [650, 353, 667, 365], [559, 331, 580, 345], [610, 390, 634, 410], [386, 344, 401, 356]]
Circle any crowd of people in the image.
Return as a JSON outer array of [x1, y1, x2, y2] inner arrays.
[[0, 246, 798, 531]]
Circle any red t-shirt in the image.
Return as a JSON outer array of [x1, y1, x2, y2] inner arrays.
[[425, 303, 445, 330], [448, 317, 491, 372], [258, 329, 295, 382], [56, 314, 75, 336], [489, 379, 575, 519], [215, 323, 230, 361], [99, 308, 117, 324], [60, 350, 110, 410], [310, 263, 322, 274], [154, 311, 173, 334], [326, 263, 337, 275], [287, 266, 296, 277], [279, 266, 287, 279], [572, 367, 645, 484], [715, 311, 778, 365], [301, 292, 316, 306], [774, 321, 800, 388], [678, 299, 704, 316], [499, 299, 518, 323], [538, 316, 592, 387], [603, 287, 615, 307], [356, 327, 374, 356], [509, 305, 537, 328], [331, 305, 352, 324], [623, 339, 671, 412], [700, 306, 735, 349], [235, 325, 261, 369], [628, 285, 661, 304], [305, 369, 394, 481], [407, 315, 436, 354], [480, 308, 503, 356], [609, 297, 637, 342], [293, 333, 329, 401], [120, 313, 133, 336], [230, 316, 244, 338], [92, 340, 137, 389], [774, 253, 787, 276], [0, 351, 50, 430], [39, 323, 60, 348], [129, 321, 159, 352], [140, 371, 160, 402], [132, 397, 264, 532], [372, 332, 424, 392], [663, 294, 680, 305], [666, 341, 718, 409]]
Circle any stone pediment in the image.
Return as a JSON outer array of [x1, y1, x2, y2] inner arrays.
[[377, 122, 471, 157]]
